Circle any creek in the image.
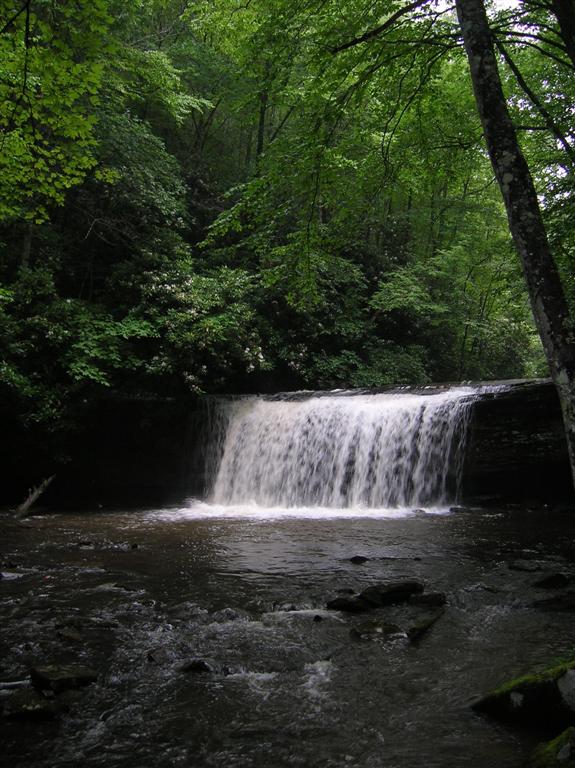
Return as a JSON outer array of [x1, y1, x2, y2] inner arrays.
[[2, 386, 575, 767]]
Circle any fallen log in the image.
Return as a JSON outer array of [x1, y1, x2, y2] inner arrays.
[[15, 475, 55, 519]]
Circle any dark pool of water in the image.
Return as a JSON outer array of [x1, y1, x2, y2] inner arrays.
[[2, 503, 575, 767]]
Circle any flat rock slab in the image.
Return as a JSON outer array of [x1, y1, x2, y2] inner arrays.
[[31, 665, 98, 694]]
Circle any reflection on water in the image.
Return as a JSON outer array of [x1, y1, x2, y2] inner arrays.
[[1, 504, 575, 767]]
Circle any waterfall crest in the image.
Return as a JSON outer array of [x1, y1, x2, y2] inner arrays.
[[209, 388, 480, 509]]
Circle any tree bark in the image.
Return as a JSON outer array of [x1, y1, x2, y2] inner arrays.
[[456, 0, 575, 490], [550, 0, 575, 69]]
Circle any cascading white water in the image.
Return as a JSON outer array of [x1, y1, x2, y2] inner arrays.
[[210, 388, 480, 509]]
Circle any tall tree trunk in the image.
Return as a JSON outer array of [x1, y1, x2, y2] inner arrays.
[[550, 0, 575, 70], [456, 0, 575, 489], [256, 61, 272, 160], [256, 87, 269, 159]]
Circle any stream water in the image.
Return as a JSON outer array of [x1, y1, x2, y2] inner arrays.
[[2, 504, 575, 767], [2, 387, 575, 766]]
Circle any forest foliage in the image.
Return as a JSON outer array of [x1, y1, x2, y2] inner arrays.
[[1, 0, 573, 454]]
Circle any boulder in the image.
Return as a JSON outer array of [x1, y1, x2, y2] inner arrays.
[[473, 662, 575, 728], [30, 664, 98, 694]]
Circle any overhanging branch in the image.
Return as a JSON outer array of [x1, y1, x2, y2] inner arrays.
[[332, 0, 430, 53]]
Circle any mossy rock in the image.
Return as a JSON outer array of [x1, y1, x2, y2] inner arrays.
[[530, 727, 575, 767], [473, 661, 575, 728]]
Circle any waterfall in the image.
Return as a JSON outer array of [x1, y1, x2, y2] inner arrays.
[[208, 388, 481, 509]]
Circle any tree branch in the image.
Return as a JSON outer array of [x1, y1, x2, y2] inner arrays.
[[495, 38, 575, 167], [0, 0, 29, 35], [332, 0, 430, 53]]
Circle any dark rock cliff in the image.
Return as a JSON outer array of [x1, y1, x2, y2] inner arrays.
[[462, 380, 573, 504]]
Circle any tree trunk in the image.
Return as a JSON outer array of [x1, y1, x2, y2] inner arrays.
[[256, 87, 269, 158], [550, 0, 575, 70], [455, 0, 575, 490]]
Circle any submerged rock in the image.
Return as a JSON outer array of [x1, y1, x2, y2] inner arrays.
[[473, 662, 575, 728], [326, 595, 371, 613], [1, 688, 61, 719], [409, 592, 447, 607], [530, 727, 575, 767], [533, 573, 571, 590], [509, 560, 545, 573], [349, 556, 369, 564], [180, 659, 214, 674], [406, 608, 445, 640], [210, 607, 250, 623], [30, 664, 98, 694], [56, 626, 83, 643], [350, 620, 405, 642], [146, 647, 173, 665], [534, 592, 575, 612], [350, 607, 444, 643]]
